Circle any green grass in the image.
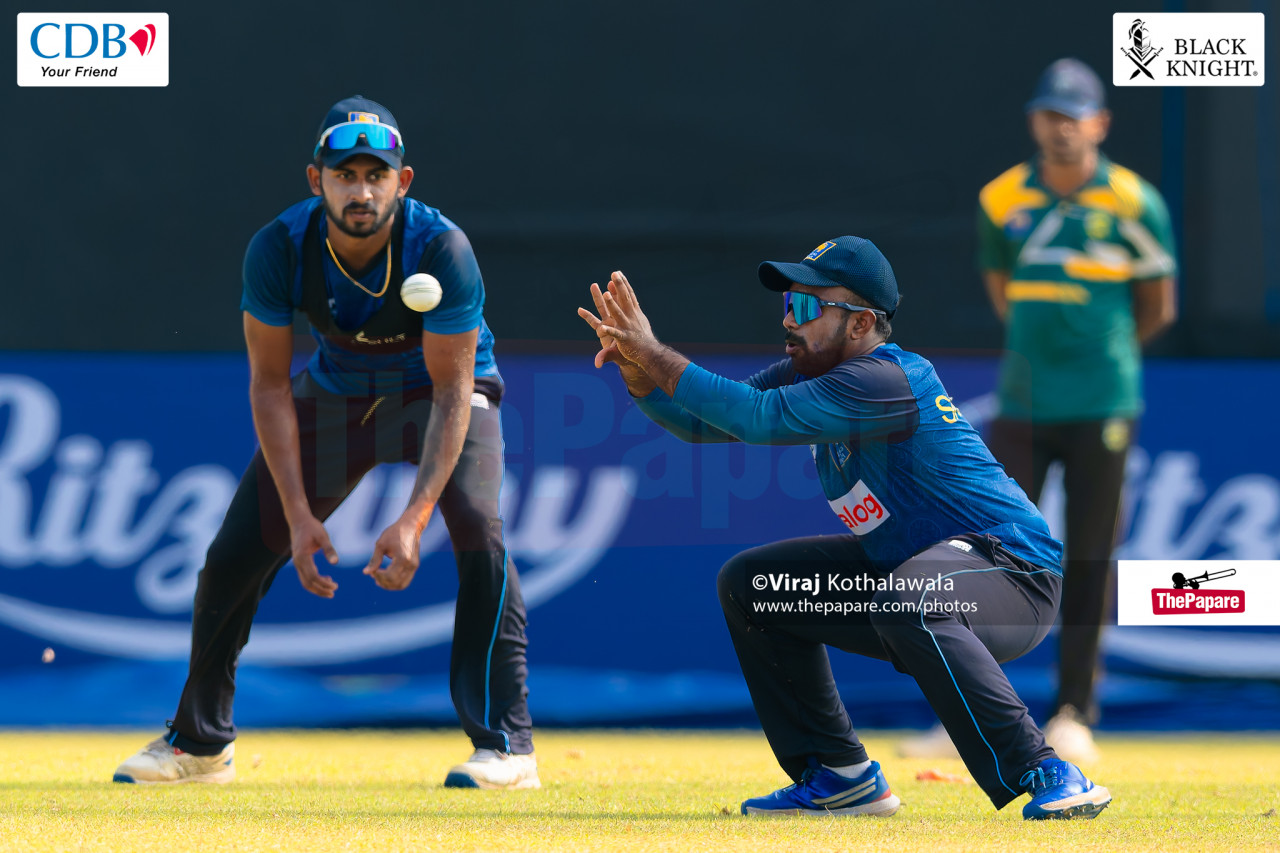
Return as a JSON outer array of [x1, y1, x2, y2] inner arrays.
[[1, 730, 1277, 851]]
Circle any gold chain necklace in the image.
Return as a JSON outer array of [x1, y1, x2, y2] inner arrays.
[[325, 236, 392, 298]]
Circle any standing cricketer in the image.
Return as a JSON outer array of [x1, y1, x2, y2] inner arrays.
[[578, 238, 1111, 819], [903, 59, 1177, 764], [113, 96, 537, 790]]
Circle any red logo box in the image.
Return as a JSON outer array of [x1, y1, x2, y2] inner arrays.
[[1151, 588, 1246, 615]]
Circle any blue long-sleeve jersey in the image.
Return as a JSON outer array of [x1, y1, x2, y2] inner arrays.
[[636, 344, 1063, 572]]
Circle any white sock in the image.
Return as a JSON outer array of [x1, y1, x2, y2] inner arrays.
[[823, 759, 872, 779]]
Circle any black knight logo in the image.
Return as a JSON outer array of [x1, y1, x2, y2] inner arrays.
[[1121, 19, 1163, 80]]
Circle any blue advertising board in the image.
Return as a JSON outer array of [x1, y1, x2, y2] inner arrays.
[[1, 353, 1278, 730]]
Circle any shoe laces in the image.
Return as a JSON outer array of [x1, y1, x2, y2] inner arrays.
[[468, 748, 506, 762], [780, 767, 818, 796], [1019, 763, 1060, 794]]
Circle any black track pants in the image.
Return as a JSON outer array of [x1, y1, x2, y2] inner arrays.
[[169, 373, 532, 754]]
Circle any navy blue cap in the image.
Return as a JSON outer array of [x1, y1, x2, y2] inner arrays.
[[1025, 58, 1105, 119], [314, 95, 404, 170], [758, 236, 901, 317]]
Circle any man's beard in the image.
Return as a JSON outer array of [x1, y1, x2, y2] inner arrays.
[[785, 331, 817, 372], [785, 319, 849, 375], [322, 192, 397, 238]]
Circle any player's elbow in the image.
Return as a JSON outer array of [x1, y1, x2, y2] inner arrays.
[[248, 372, 292, 403], [676, 429, 726, 445], [1141, 299, 1178, 343]]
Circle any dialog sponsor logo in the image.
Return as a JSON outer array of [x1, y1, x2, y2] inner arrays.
[[17, 13, 169, 86], [827, 479, 890, 535]]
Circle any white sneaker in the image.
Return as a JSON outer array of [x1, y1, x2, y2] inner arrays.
[[897, 723, 961, 759], [444, 748, 540, 790], [1043, 707, 1101, 764], [113, 736, 235, 784]]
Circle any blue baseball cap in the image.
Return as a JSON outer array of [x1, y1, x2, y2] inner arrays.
[[758, 236, 901, 317], [1025, 58, 1106, 119], [313, 95, 405, 170]]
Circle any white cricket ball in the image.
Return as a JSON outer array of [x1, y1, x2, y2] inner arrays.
[[401, 273, 443, 312]]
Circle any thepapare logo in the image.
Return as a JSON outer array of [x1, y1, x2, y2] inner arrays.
[[1118, 562, 1280, 627], [1152, 567, 1244, 615], [17, 13, 169, 87], [1112, 13, 1264, 87]]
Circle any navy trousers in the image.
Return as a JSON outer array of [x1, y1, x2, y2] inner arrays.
[[170, 372, 532, 755], [987, 417, 1133, 724], [717, 533, 1061, 808]]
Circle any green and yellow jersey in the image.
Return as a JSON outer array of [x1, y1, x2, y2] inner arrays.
[[978, 155, 1177, 422]]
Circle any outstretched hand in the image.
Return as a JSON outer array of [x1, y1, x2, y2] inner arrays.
[[577, 271, 660, 368], [578, 270, 690, 398], [580, 281, 631, 370], [578, 272, 660, 397]]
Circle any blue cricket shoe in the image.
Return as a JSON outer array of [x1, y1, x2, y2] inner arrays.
[[741, 759, 900, 817], [1021, 758, 1112, 820]]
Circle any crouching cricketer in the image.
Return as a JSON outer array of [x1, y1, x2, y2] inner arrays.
[[576, 237, 1111, 820]]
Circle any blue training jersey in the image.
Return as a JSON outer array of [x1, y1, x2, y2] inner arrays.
[[240, 196, 499, 395], [636, 344, 1063, 572]]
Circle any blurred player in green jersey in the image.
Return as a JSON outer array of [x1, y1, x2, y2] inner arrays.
[[903, 58, 1177, 763]]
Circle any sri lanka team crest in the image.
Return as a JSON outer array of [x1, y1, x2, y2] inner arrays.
[[805, 241, 837, 262], [348, 112, 380, 123]]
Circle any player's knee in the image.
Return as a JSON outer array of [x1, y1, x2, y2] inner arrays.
[[204, 532, 248, 575], [444, 510, 504, 553], [195, 531, 279, 601]]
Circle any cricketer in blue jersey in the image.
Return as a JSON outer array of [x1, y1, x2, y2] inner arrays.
[[578, 237, 1111, 820], [114, 96, 537, 791]]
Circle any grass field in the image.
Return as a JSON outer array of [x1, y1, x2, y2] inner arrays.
[[1, 729, 1277, 852]]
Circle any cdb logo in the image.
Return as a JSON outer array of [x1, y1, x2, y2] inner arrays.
[[29, 23, 157, 59]]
